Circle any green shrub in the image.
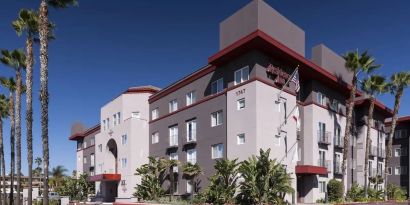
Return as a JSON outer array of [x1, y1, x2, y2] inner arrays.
[[368, 188, 384, 201], [327, 179, 343, 203], [387, 183, 407, 201], [316, 198, 326, 203], [346, 183, 365, 202]]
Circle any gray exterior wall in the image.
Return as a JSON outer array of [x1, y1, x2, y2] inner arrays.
[[73, 125, 98, 177], [219, 0, 305, 56]]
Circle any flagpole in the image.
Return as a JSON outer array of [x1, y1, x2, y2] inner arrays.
[[277, 104, 298, 134], [276, 65, 299, 103]]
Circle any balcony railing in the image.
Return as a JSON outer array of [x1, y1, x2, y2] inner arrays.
[[334, 161, 342, 174], [334, 136, 343, 148], [318, 159, 332, 173], [318, 131, 331, 145]]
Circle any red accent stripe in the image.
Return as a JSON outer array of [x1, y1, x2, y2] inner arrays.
[[295, 165, 327, 175], [88, 174, 121, 182]]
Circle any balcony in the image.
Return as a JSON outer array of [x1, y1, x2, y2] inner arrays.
[[334, 161, 342, 175], [369, 146, 377, 157], [334, 136, 344, 149], [318, 159, 332, 173], [318, 131, 331, 145]]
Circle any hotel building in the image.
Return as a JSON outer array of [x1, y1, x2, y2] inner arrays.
[[69, 0, 397, 203], [387, 116, 410, 195]]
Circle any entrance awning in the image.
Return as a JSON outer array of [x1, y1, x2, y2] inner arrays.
[[295, 165, 327, 175], [88, 174, 121, 182]]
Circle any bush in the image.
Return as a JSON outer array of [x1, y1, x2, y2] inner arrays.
[[327, 179, 343, 203], [368, 188, 384, 201], [387, 183, 407, 201], [346, 183, 365, 202]]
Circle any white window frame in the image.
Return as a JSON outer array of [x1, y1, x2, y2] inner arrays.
[[187, 180, 193, 194], [83, 141, 87, 149], [237, 98, 245, 110], [234, 66, 250, 85], [186, 120, 197, 142], [395, 148, 402, 157], [152, 108, 159, 120], [90, 138, 95, 146], [113, 114, 117, 126], [395, 166, 401, 175], [102, 120, 106, 131], [90, 154, 95, 167], [169, 126, 179, 146], [237, 133, 245, 145], [317, 92, 326, 106], [211, 111, 223, 127], [121, 134, 127, 145], [319, 181, 326, 193], [122, 158, 127, 168], [98, 144, 102, 152], [211, 78, 224, 94], [169, 152, 179, 172], [186, 91, 196, 106], [187, 149, 197, 164], [212, 143, 224, 159], [387, 167, 392, 175], [169, 99, 178, 112], [83, 156, 87, 164], [107, 118, 110, 129], [152, 132, 159, 144], [117, 112, 121, 124]]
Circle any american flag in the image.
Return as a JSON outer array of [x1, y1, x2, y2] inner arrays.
[[291, 69, 300, 92]]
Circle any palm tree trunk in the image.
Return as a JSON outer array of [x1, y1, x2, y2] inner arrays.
[[0, 119, 4, 205], [342, 75, 357, 195], [26, 37, 34, 205], [9, 93, 15, 205], [384, 90, 403, 200], [191, 178, 194, 200], [15, 69, 22, 205], [364, 97, 375, 197], [39, 0, 50, 204], [169, 168, 173, 201]]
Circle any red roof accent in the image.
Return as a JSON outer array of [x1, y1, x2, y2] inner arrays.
[[69, 124, 100, 141], [88, 174, 121, 182], [354, 98, 393, 117], [124, 86, 160, 94], [295, 165, 327, 175]]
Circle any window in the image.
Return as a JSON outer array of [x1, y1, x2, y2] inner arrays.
[[132, 111, 140, 118], [211, 111, 223, 127], [274, 135, 281, 146], [122, 158, 127, 168], [121, 180, 126, 186], [169, 152, 178, 172], [186, 91, 196, 106], [187, 180, 193, 194], [317, 92, 326, 106], [117, 112, 121, 124], [395, 148, 402, 157], [330, 99, 339, 111], [77, 142, 83, 150], [152, 132, 159, 144], [83, 141, 87, 149], [235, 66, 249, 85], [237, 98, 245, 110], [187, 149, 197, 164], [318, 122, 326, 141], [90, 154, 95, 167], [113, 114, 117, 126], [98, 144, 102, 152], [107, 118, 110, 129], [186, 120, 197, 142], [102, 120, 106, 131], [211, 78, 224, 94], [212, 144, 224, 159], [169, 126, 179, 146], [395, 166, 401, 175], [152, 108, 159, 120], [395, 129, 408, 139], [319, 181, 326, 193], [90, 138, 95, 146], [169, 99, 178, 112], [387, 167, 392, 175], [237, 133, 245, 145], [83, 156, 87, 164], [319, 150, 326, 167], [121, 134, 127, 145], [234, 66, 250, 85], [334, 126, 342, 146]]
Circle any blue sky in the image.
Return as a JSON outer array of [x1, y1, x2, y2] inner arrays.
[[0, 0, 409, 174]]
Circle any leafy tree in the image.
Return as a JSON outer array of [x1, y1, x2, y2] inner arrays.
[[236, 149, 294, 205], [361, 75, 388, 196], [182, 162, 203, 200], [341, 50, 380, 194], [204, 158, 240, 205], [163, 159, 179, 201], [134, 156, 167, 201], [385, 71, 410, 199], [56, 174, 93, 201], [327, 179, 343, 203], [346, 183, 365, 202], [50, 165, 67, 189]]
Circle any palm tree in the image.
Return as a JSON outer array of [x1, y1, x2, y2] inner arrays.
[[50, 165, 67, 189], [34, 157, 43, 196], [13, 9, 40, 205], [361, 75, 388, 196], [384, 71, 410, 199], [38, 1, 77, 203], [0, 94, 9, 205], [341, 50, 380, 193], [182, 162, 203, 200], [164, 159, 179, 201], [1, 49, 26, 205], [0, 77, 16, 205]]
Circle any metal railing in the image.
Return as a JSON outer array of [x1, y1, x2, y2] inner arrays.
[[318, 159, 332, 172], [318, 131, 331, 145]]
